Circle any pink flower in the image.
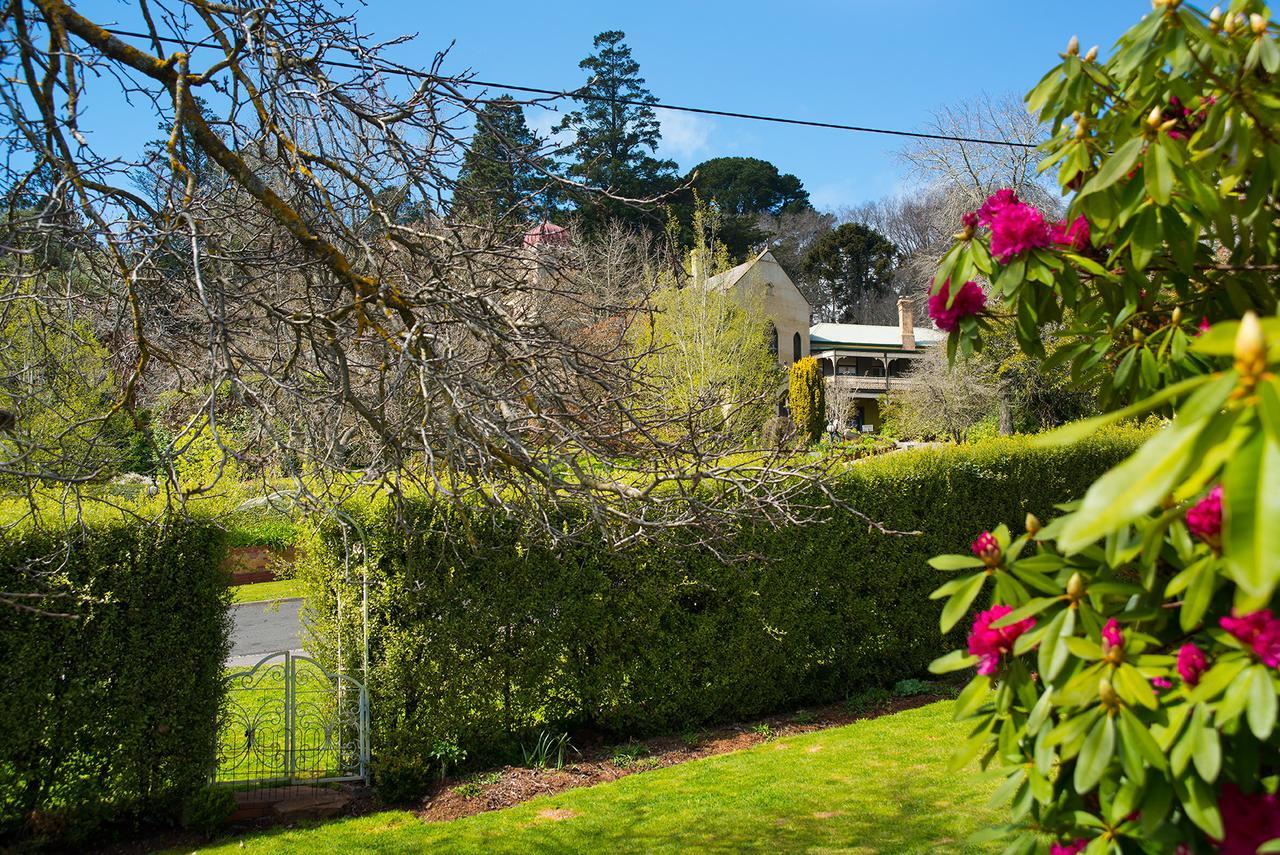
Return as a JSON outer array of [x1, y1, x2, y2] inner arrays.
[[970, 530, 1001, 565], [928, 279, 987, 333], [1216, 784, 1280, 855], [968, 605, 1035, 676], [1051, 216, 1091, 252], [1186, 486, 1222, 545], [1220, 609, 1280, 668], [1101, 618, 1124, 650], [976, 189, 1019, 226], [1050, 840, 1087, 855], [961, 210, 979, 230], [989, 201, 1053, 263], [1197, 316, 1211, 335], [1177, 643, 1207, 686], [1151, 676, 1172, 692]]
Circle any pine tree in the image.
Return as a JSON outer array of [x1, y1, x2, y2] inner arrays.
[[454, 95, 549, 223], [557, 31, 677, 230]]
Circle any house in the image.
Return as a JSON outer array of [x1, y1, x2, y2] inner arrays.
[[714, 250, 945, 432]]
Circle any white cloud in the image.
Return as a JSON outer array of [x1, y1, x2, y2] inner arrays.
[[656, 108, 713, 163]]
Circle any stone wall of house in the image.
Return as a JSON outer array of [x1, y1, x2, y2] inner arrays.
[[731, 253, 811, 366]]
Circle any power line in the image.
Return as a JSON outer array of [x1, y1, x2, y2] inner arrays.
[[98, 26, 1036, 149]]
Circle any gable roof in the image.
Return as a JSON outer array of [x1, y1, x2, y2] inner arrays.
[[704, 248, 812, 312], [810, 322, 946, 350]]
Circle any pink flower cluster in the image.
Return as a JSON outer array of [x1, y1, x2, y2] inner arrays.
[[1217, 784, 1280, 855], [1050, 840, 1087, 855], [970, 530, 1001, 565], [1151, 676, 1172, 692], [966, 189, 1091, 264], [928, 279, 987, 333], [1165, 94, 1216, 141], [1186, 485, 1222, 544], [968, 605, 1035, 676], [1177, 643, 1207, 686], [1101, 618, 1124, 650], [1220, 609, 1280, 668]]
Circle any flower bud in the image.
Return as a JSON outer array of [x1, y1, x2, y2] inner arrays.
[[1171, 306, 1183, 326], [1209, 5, 1222, 27], [1067, 35, 1080, 56], [1234, 310, 1267, 378], [1099, 677, 1120, 710], [1025, 513, 1042, 536], [1251, 13, 1268, 34], [1147, 105, 1164, 128], [1067, 571, 1086, 601], [1224, 12, 1238, 33], [1074, 120, 1088, 140], [1085, 45, 1099, 62]]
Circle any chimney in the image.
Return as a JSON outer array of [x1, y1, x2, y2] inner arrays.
[[898, 297, 916, 350]]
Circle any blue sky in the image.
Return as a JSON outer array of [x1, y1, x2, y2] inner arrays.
[[82, 1, 1149, 210]]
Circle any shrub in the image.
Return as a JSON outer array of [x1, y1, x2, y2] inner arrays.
[[182, 787, 237, 837], [787, 357, 825, 443], [0, 510, 230, 844], [301, 430, 1145, 771], [760, 414, 796, 449], [924, 3, 1280, 850], [891, 678, 934, 698]]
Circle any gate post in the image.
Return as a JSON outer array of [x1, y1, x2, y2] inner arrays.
[[284, 650, 296, 784]]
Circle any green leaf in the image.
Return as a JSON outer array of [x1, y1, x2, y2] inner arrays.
[[1223, 432, 1280, 604], [1063, 636, 1104, 660], [1192, 715, 1221, 782], [992, 597, 1059, 628], [1114, 663, 1158, 710], [1073, 714, 1115, 794], [929, 554, 987, 571], [1144, 139, 1174, 205], [954, 674, 992, 721], [1190, 658, 1248, 703], [1058, 415, 1210, 552], [1034, 373, 1213, 448], [1119, 706, 1167, 770], [940, 572, 987, 634], [1027, 688, 1054, 736], [1038, 606, 1076, 682], [1247, 665, 1277, 741], [1079, 137, 1145, 198], [1178, 774, 1224, 839], [929, 649, 979, 675]]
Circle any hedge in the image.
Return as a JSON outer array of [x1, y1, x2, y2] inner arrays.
[[0, 510, 231, 843], [299, 429, 1146, 785]]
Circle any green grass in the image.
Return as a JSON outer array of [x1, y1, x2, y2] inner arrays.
[[231, 578, 302, 604], [190, 701, 1004, 854]]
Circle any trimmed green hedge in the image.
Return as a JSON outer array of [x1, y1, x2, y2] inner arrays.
[[300, 430, 1146, 785], [0, 512, 230, 843]]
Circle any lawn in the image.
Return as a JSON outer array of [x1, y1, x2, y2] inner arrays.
[[191, 700, 1004, 854], [231, 578, 303, 604]]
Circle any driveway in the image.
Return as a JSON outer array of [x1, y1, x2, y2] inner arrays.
[[227, 597, 303, 668]]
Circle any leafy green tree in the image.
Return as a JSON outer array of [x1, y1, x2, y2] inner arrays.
[[787, 357, 825, 444], [454, 95, 550, 223], [556, 31, 677, 231], [925, 4, 1280, 852], [676, 157, 810, 258], [803, 222, 900, 324], [636, 201, 779, 440]]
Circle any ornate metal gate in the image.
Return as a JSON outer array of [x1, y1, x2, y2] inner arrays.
[[214, 651, 369, 786]]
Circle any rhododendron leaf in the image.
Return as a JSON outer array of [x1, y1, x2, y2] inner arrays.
[[1014, 553, 1065, 573], [1039, 606, 1075, 682], [1046, 706, 1099, 749], [1033, 373, 1214, 448], [1073, 714, 1114, 793], [1214, 669, 1251, 727], [1193, 316, 1280, 357], [1026, 688, 1054, 736], [1257, 841, 1280, 854], [1246, 664, 1277, 741], [940, 573, 987, 634], [1113, 663, 1157, 710], [1118, 706, 1167, 771], [954, 674, 992, 721], [1144, 139, 1174, 206], [1062, 637, 1103, 660], [1009, 564, 1061, 596], [1176, 774, 1224, 840], [1223, 431, 1280, 605], [1058, 411, 1214, 552], [1191, 716, 1220, 783], [1258, 380, 1280, 445], [931, 575, 983, 600], [929, 649, 979, 675], [1189, 658, 1247, 704], [991, 597, 1056, 628], [1179, 555, 1217, 632], [1079, 136, 1145, 199], [1128, 207, 1159, 272], [928, 554, 986, 571]]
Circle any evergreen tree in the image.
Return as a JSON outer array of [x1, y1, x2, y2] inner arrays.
[[803, 222, 900, 324], [557, 31, 677, 231], [454, 95, 549, 223]]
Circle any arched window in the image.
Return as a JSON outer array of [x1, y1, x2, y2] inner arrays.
[[768, 324, 778, 357], [792, 331, 802, 362]]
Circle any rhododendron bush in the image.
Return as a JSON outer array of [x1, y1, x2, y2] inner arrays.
[[925, 2, 1280, 853]]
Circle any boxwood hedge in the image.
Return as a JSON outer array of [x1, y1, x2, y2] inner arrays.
[[0, 510, 230, 843], [300, 430, 1146, 783]]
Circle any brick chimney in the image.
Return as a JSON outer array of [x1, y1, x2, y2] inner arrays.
[[898, 297, 916, 350]]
